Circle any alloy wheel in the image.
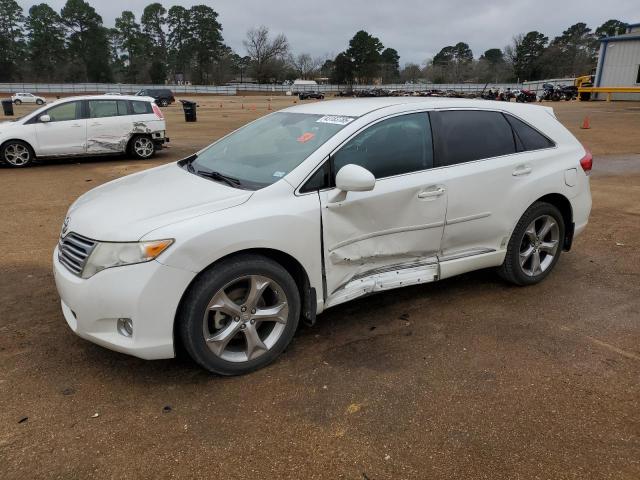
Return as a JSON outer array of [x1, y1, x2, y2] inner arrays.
[[4, 143, 31, 166], [133, 137, 154, 158], [203, 275, 289, 363], [519, 214, 560, 277]]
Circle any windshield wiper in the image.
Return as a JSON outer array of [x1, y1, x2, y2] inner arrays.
[[196, 169, 242, 188], [180, 154, 198, 172]]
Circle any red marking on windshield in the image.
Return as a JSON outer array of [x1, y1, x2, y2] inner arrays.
[[297, 132, 315, 143]]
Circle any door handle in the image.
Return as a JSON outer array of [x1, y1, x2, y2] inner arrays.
[[71, 123, 83, 127], [90, 122, 101, 126], [417, 187, 446, 199], [513, 165, 532, 176]]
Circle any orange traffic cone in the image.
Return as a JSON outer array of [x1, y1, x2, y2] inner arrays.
[[580, 116, 591, 129]]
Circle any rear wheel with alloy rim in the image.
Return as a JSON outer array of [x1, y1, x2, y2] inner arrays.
[[178, 255, 300, 375], [13, 99, 22, 105], [130, 135, 155, 159], [499, 202, 565, 285], [2, 140, 34, 167]]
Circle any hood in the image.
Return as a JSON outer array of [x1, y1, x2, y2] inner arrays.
[[65, 163, 253, 241]]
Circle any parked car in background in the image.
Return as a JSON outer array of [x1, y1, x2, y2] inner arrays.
[[11, 92, 46, 105], [135, 88, 175, 107], [299, 91, 325, 100], [53, 98, 592, 375], [0, 95, 168, 167]]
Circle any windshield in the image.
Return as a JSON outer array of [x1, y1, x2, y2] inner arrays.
[[187, 112, 354, 189]]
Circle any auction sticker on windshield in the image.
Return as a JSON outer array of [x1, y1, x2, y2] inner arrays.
[[316, 115, 355, 125]]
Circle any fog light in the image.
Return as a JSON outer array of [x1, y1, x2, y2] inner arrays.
[[117, 318, 133, 337]]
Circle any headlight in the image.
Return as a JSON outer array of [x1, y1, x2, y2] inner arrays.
[[82, 239, 173, 278]]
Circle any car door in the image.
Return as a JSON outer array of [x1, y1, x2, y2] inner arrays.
[[317, 112, 447, 307], [34, 100, 87, 156], [431, 109, 550, 260], [86, 99, 131, 154]]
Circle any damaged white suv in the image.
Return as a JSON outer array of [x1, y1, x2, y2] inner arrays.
[[1, 95, 167, 167], [54, 98, 592, 375]]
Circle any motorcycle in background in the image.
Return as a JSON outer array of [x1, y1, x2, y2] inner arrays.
[[514, 89, 537, 102], [539, 83, 562, 102]]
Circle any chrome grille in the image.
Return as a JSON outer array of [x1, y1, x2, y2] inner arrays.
[[58, 233, 96, 276]]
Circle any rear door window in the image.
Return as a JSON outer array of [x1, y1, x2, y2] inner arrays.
[[332, 112, 433, 179], [431, 110, 516, 166], [504, 114, 555, 151], [89, 100, 120, 118]]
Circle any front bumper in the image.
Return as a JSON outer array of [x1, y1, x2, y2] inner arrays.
[[53, 246, 195, 360]]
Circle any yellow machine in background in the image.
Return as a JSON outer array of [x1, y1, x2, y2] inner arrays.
[[577, 72, 640, 101]]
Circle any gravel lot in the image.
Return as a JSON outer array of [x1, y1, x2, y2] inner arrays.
[[1, 97, 639, 479]]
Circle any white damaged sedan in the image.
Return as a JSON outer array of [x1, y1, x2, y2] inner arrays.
[[54, 98, 592, 375]]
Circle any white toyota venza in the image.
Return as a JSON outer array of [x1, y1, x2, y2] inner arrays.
[[54, 98, 592, 375]]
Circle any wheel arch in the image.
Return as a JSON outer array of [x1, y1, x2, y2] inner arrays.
[[173, 247, 315, 354], [534, 193, 574, 251]]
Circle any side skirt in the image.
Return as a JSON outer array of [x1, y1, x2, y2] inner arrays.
[[324, 259, 439, 309], [322, 249, 507, 310]]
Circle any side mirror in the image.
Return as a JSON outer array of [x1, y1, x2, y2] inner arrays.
[[335, 164, 375, 192], [39, 114, 51, 123]]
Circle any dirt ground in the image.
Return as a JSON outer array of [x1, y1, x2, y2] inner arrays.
[[1, 96, 639, 479]]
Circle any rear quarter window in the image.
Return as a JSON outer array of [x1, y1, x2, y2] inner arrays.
[[131, 101, 153, 114], [432, 110, 516, 166], [504, 114, 555, 151]]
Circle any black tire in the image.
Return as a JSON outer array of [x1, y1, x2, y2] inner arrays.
[[13, 99, 22, 105], [178, 254, 301, 375], [1, 140, 35, 168], [159, 98, 169, 107], [498, 202, 565, 286], [128, 135, 155, 159], [36, 99, 44, 105]]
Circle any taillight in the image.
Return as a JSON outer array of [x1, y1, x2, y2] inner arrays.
[[152, 103, 164, 119], [580, 146, 592, 175]]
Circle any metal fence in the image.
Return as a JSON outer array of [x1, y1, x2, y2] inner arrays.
[[0, 83, 237, 95], [0, 78, 576, 97], [233, 82, 522, 94]]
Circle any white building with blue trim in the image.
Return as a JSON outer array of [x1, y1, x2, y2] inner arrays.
[[594, 23, 640, 100]]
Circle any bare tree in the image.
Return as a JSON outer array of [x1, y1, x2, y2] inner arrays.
[[290, 53, 323, 80], [243, 25, 288, 82]]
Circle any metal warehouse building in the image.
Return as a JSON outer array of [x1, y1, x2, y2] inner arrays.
[[594, 23, 640, 100]]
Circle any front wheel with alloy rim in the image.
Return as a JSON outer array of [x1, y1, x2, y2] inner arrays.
[[130, 135, 155, 159], [178, 255, 301, 375], [499, 202, 565, 286], [2, 141, 34, 167]]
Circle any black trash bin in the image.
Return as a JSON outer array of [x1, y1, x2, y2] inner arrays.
[[2, 99, 14, 116], [180, 100, 197, 122]]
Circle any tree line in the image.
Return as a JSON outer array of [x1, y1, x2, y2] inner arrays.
[[0, 0, 630, 85]]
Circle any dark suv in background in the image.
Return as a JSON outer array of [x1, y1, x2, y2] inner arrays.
[[135, 88, 175, 107]]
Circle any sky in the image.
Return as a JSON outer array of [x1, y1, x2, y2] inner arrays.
[[16, 0, 639, 65]]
